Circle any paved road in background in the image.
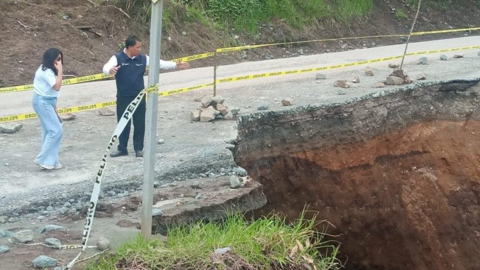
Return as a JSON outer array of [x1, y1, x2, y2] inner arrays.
[[1, 36, 479, 117]]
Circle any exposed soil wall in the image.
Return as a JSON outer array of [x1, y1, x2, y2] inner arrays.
[[234, 80, 480, 270]]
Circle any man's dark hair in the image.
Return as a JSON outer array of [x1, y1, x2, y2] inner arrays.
[[125, 35, 141, 49], [41, 48, 63, 76]]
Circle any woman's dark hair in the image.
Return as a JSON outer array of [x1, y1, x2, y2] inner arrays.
[[41, 48, 63, 75], [125, 35, 141, 49]]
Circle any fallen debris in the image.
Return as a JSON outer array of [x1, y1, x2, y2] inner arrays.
[[150, 177, 267, 235], [352, 75, 360, 83], [192, 95, 239, 122], [416, 73, 427, 80], [97, 108, 115, 116], [281, 98, 294, 106], [257, 104, 269, 111], [385, 69, 413, 85], [200, 106, 217, 122], [334, 80, 350, 88], [59, 113, 76, 121], [96, 237, 110, 251], [365, 67, 374, 76], [190, 110, 200, 121], [417, 57, 428, 65], [386, 76, 404, 85], [0, 123, 23, 134]]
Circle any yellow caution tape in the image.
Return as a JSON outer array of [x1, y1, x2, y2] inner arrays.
[[214, 45, 480, 83], [216, 27, 480, 53], [159, 83, 214, 97], [2, 26, 479, 94], [0, 84, 35, 94], [412, 27, 480, 36], [0, 54, 211, 95], [0, 100, 118, 123], [2, 45, 480, 124], [0, 73, 112, 94], [171, 52, 215, 63], [0, 84, 212, 123]]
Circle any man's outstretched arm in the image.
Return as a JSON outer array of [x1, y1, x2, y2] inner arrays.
[[146, 56, 190, 70]]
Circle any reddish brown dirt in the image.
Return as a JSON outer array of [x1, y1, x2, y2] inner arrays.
[[1, 0, 480, 88], [245, 120, 480, 270]]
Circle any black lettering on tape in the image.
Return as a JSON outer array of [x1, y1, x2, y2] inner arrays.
[[82, 201, 96, 245], [300, 69, 313, 72], [59, 108, 73, 113], [0, 87, 14, 93], [78, 105, 97, 111], [219, 78, 234, 83], [187, 54, 208, 61], [77, 76, 95, 83], [122, 94, 143, 120], [268, 72, 282, 76], [0, 115, 19, 122]]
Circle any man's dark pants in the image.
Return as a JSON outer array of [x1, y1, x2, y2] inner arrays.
[[116, 96, 146, 153]]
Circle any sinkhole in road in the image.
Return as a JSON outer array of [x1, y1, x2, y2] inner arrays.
[[233, 79, 480, 270]]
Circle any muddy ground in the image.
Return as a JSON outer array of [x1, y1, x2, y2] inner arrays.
[[0, 37, 480, 269]]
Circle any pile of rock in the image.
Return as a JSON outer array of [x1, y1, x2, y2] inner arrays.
[[330, 66, 376, 89], [384, 68, 414, 86], [191, 95, 239, 122], [325, 56, 438, 90]]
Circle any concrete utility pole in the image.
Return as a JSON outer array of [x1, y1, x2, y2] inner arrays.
[[142, 0, 163, 238]]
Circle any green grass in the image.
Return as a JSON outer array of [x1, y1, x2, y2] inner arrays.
[[197, 0, 374, 33], [108, 0, 374, 34], [87, 213, 341, 270], [395, 8, 409, 20]]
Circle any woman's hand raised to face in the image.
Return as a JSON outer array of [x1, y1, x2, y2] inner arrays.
[[55, 56, 63, 73]]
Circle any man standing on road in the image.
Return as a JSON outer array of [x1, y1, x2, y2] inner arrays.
[[103, 35, 190, 158]]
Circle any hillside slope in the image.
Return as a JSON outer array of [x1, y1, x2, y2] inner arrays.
[[1, 0, 479, 88]]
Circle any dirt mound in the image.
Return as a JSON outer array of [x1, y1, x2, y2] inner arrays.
[[1, 0, 480, 88]]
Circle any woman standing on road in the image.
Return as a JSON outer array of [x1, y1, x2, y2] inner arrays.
[[32, 48, 64, 170]]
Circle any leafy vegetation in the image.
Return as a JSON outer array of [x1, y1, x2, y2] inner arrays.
[[97, 0, 477, 35], [103, 0, 373, 33], [184, 0, 374, 32], [87, 213, 341, 270], [395, 8, 409, 19]]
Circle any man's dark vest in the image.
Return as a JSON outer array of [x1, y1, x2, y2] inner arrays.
[[114, 51, 147, 97]]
